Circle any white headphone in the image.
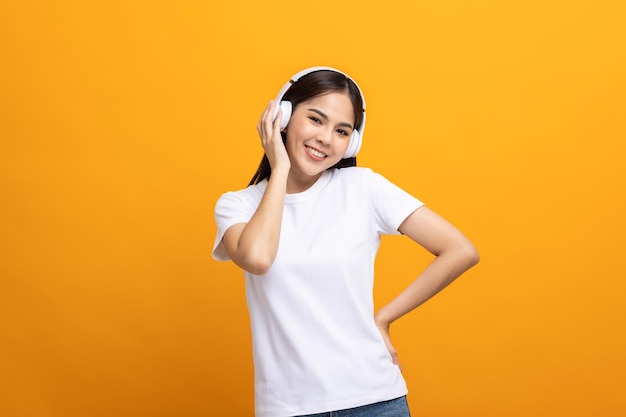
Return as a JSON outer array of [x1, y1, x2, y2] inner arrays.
[[272, 66, 367, 159]]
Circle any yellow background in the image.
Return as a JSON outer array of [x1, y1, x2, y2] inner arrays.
[[1, 1, 625, 416]]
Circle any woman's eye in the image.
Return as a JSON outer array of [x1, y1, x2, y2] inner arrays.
[[337, 129, 349, 136], [309, 117, 321, 124]]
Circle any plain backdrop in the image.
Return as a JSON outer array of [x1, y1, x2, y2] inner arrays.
[[1, 1, 625, 416]]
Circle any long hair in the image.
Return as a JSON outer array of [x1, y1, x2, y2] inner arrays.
[[249, 70, 364, 186]]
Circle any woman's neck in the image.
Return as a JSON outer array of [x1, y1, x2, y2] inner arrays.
[[286, 171, 324, 194]]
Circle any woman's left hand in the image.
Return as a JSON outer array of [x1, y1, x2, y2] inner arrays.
[[375, 317, 402, 371]]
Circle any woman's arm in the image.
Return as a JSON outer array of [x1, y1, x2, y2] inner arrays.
[[375, 206, 480, 365], [221, 101, 290, 275]]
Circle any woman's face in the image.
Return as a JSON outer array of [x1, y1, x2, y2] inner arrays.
[[284, 91, 355, 191]]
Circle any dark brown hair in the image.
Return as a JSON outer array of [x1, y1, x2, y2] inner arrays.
[[249, 70, 364, 185]]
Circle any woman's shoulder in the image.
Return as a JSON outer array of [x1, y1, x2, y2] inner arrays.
[[217, 180, 267, 205], [332, 166, 406, 193]]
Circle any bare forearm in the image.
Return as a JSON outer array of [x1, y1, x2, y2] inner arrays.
[[376, 244, 479, 326], [228, 168, 289, 274]]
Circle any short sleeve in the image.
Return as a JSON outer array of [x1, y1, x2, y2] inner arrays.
[[365, 169, 424, 235], [212, 191, 256, 261]]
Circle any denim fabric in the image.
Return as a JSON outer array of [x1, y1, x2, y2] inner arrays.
[[295, 396, 411, 417]]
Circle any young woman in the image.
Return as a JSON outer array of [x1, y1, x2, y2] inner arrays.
[[213, 67, 479, 417]]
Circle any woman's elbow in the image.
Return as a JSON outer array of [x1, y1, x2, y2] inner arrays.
[[461, 242, 480, 269], [234, 254, 274, 276], [246, 261, 272, 276]]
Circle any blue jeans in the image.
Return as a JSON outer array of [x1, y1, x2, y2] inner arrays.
[[295, 396, 411, 417]]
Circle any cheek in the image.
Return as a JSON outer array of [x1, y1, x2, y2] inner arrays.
[[339, 136, 351, 151], [283, 130, 297, 155], [284, 119, 306, 144], [286, 117, 307, 134]]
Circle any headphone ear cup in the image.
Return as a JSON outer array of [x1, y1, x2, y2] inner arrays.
[[343, 129, 362, 159], [274, 101, 292, 131], [272, 100, 292, 130]]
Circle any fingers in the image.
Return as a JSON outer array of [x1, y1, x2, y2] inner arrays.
[[387, 339, 401, 369], [375, 320, 403, 371], [256, 100, 290, 171], [263, 100, 274, 139], [257, 100, 283, 144], [386, 343, 402, 371], [273, 107, 283, 132], [390, 348, 402, 371], [257, 100, 274, 138]]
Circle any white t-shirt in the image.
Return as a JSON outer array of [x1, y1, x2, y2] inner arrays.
[[213, 167, 423, 417]]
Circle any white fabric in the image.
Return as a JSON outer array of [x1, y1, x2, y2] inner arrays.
[[213, 167, 424, 417]]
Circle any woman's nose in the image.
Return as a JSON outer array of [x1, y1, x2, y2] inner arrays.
[[316, 128, 332, 145]]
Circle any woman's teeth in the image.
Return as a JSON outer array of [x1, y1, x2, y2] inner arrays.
[[306, 146, 326, 158]]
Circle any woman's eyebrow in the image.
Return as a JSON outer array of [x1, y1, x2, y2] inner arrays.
[[307, 108, 354, 130]]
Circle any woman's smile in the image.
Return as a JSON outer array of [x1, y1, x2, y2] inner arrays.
[[305, 145, 327, 160]]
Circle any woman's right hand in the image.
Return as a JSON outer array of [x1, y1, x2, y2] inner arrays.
[[257, 100, 291, 173]]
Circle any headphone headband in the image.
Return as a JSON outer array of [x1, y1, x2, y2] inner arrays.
[[273, 66, 366, 159]]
